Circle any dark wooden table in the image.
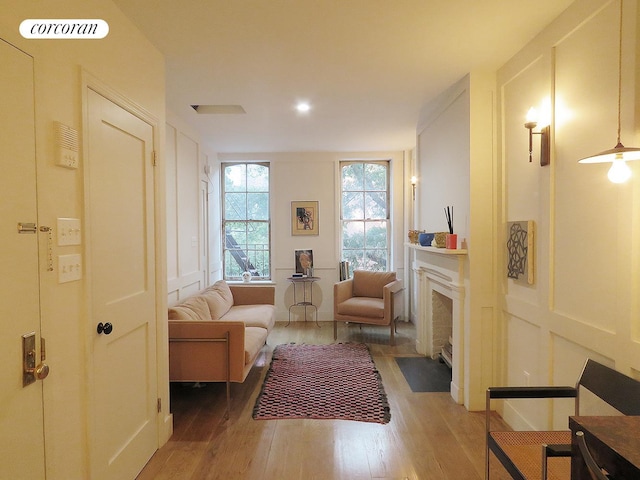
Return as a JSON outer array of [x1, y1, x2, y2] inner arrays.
[[569, 416, 640, 479]]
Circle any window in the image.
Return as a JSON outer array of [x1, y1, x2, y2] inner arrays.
[[222, 162, 270, 280], [340, 161, 390, 272]]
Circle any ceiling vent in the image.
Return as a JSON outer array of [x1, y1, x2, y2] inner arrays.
[[191, 104, 246, 114]]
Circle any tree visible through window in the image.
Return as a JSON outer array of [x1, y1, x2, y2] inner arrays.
[[222, 162, 270, 280], [340, 161, 389, 272]]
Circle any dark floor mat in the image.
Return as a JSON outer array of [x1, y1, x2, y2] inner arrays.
[[395, 356, 451, 393]]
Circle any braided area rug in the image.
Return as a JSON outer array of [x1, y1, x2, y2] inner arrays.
[[252, 343, 391, 424]]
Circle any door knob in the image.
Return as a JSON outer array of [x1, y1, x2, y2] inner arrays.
[[96, 322, 113, 335], [22, 332, 51, 386], [35, 363, 49, 380]]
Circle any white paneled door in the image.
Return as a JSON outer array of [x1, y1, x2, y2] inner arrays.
[[86, 87, 158, 480], [0, 39, 46, 479]]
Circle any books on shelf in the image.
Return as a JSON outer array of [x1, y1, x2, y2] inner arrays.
[[339, 261, 350, 281]]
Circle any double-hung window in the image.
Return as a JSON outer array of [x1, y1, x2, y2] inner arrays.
[[340, 161, 390, 272], [222, 162, 270, 280]]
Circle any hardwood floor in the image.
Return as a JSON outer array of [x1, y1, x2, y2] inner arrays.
[[138, 321, 512, 479]]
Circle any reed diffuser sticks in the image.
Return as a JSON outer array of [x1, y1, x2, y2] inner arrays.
[[444, 206, 453, 234]]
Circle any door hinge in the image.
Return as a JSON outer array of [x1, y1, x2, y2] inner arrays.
[[157, 398, 162, 413], [152, 151, 158, 166]]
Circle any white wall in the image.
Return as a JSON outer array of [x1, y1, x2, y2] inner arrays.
[[413, 72, 497, 410], [218, 151, 408, 323], [416, 79, 471, 240], [497, 0, 640, 430], [166, 111, 216, 304], [0, 1, 167, 478]]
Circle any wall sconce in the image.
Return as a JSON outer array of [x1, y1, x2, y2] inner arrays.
[[524, 107, 550, 166], [410, 175, 417, 200], [577, 0, 640, 183]]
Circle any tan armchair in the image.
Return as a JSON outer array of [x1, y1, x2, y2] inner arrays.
[[333, 270, 403, 345]]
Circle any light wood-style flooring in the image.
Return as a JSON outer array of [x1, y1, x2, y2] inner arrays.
[[137, 321, 512, 479]]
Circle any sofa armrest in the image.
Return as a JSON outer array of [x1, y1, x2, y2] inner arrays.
[[229, 284, 275, 305], [334, 278, 354, 306], [168, 320, 247, 382]]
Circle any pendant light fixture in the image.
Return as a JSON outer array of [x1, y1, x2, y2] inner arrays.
[[578, 0, 640, 183]]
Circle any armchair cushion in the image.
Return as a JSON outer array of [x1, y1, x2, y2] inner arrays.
[[352, 270, 397, 298], [336, 297, 385, 319]]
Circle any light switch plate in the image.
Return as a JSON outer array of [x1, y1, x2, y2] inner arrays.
[[58, 254, 82, 283], [57, 218, 81, 246]]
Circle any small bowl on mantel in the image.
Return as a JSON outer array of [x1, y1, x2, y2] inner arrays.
[[418, 232, 435, 246]]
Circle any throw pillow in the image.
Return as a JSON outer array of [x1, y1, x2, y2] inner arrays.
[[202, 280, 234, 319], [168, 295, 211, 321]]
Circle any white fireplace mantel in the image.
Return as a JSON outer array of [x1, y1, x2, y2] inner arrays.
[[407, 243, 467, 405]]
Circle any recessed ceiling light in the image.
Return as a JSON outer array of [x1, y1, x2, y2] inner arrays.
[[296, 102, 311, 113]]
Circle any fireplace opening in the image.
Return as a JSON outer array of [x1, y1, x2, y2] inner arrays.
[[432, 291, 453, 367]]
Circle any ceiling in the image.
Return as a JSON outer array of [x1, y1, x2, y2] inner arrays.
[[113, 0, 574, 153]]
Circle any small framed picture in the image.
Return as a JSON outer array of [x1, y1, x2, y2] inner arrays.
[[295, 249, 314, 275], [506, 220, 535, 285], [291, 201, 319, 236]]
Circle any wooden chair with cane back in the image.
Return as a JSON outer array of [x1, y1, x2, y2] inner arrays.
[[485, 359, 640, 480]]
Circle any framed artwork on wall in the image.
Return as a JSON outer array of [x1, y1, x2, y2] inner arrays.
[[291, 201, 318, 235], [506, 220, 535, 285]]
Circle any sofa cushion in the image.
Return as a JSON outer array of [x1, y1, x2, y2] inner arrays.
[[222, 304, 276, 330], [168, 295, 211, 321], [352, 270, 397, 298], [337, 296, 385, 318], [202, 280, 234, 319]]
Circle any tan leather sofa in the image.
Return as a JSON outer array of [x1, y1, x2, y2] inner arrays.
[[333, 270, 403, 345], [168, 280, 275, 384]]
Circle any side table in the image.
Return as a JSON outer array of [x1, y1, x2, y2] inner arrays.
[[287, 276, 320, 327]]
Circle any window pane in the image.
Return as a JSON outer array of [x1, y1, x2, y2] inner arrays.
[[246, 221, 269, 277], [342, 163, 363, 191], [247, 164, 269, 192], [365, 221, 387, 248], [365, 250, 387, 271], [225, 192, 246, 220], [343, 249, 364, 271], [224, 250, 243, 278], [224, 164, 246, 192], [342, 191, 363, 220], [247, 192, 268, 220], [364, 163, 387, 190], [365, 191, 386, 219], [224, 221, 247, 247], [342, 221, 364, 249]]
